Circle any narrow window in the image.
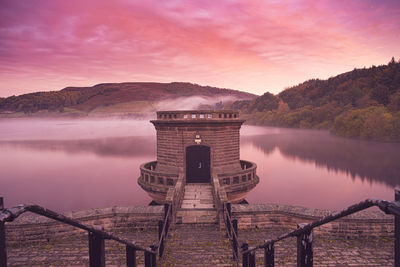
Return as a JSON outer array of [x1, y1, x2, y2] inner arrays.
[[247, 173, 252, 180], [223, 178, 230, 185], [219, 114, 222, 118], [145, 174, 149, 182], [191, 114, 196, 118], [168, 114, 172, 119], [233, 176, 239, 184], [229, 114, 232, 118], [184, 114, 188, 119], [234, 114, 237, 118], [174, 114, 177, 118], [199, 114, 205, 118], [208, 114, 212, 119], [224, 114, 227, 118], [242, 175, 247, 182], [166, 178, 174, 185], [158, 177, 164, 184], [150, 176, 155, 183]]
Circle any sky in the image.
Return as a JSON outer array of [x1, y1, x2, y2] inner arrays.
[[0, 0, 400, 97]]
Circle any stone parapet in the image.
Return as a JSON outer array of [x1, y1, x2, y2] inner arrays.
[[232, 203, 394, 238], [5, 205, 163, 243]]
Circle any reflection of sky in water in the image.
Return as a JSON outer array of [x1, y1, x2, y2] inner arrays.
[[0, 120, 398, 211]]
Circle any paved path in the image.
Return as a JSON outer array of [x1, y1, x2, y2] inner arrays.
[[238, 228, 394, 266], [161, 224, 234, 266]]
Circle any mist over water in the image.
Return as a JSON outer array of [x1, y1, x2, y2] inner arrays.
[[0, 119, 398, 211]]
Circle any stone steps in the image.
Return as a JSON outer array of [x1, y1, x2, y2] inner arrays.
[[176, 183, 217, 224]]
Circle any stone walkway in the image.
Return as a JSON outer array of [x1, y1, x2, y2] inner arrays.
[[161, 224, 234, 266], [6, 229, 158, 266], [238, 227, 394, 266]]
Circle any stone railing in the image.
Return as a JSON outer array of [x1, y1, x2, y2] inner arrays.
[[218, 160, 257, 189], [156, 110, 240, 121], [211, 174, 228, 229], [139, 161, 179, 187]]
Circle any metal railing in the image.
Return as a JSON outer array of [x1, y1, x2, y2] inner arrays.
[[240, 189, 400, 267], [157, 203, 172, 264], [0, 198, 160, 267], [223, 202, 240, 266]]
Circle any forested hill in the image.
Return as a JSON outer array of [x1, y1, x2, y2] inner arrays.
[[0, 82, 256, 117], [229, 58, 400, 142]]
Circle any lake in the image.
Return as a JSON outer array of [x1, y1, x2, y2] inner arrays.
[[0, 119, 398, 212]]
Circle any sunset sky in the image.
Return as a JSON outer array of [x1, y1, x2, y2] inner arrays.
[[1, 0, 400, 97]]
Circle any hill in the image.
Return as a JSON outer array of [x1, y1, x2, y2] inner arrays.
[[0, 82, 256, 118], [228, 58, 400, 142]]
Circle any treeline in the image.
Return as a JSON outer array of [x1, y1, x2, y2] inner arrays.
[[0, 86, 118, 114], [228, 58, 400, 142], [0, 82, 255, 115]]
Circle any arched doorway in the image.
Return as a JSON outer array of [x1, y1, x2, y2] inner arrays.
[[186, 145, 211, 183]]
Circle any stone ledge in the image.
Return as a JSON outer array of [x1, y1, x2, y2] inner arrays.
[[232, 203, 393, 221], [7, 205, 164, 225]]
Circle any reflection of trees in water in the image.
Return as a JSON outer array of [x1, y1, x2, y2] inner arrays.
[[0, 136, 156, 158], [243, 129, 400, 187]]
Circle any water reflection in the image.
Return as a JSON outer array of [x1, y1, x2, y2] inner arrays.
[[242, 128, 400, 188], [0, 121, 398, 211], [0, 136, 155, 158]]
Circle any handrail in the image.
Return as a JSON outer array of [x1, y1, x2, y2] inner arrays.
[[0, 200, 158, 267], [223, 203, 240, 265], [243, 198, 400, 254], [240, 190, 400, 267], [0, 204, 154, 253], [157, 203, 172, 260]]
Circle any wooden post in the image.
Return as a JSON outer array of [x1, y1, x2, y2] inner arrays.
[[226, 203, 232, 237], [249, 250, 256, 267], [297, 223, 313, 267], [0, 197, 7, 267], [395, 189, 400, 267], [88, 230, 105, 267], [126, 246, 137, 267], [242, 242, 249, 267], [144, 249, 151, 267], [264, 240, 274, 267], [232, 219, 238, 259], [150, 245, 157, 267], [158, 220, 163, 240]]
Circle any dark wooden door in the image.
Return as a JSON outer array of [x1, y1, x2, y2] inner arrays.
[[186, 145, 211, 183]]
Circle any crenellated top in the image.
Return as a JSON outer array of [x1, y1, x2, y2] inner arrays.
[[155, 110, 240, 121]]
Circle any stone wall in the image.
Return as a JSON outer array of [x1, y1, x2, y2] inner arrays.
[[153, 122, 243, 174], [232, 203, 394, 238], [5, 205, 163, 244]]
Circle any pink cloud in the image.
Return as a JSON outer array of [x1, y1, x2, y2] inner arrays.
[[0, 0, 399, 97]]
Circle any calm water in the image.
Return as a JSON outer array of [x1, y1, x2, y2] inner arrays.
[[0, 119, 398, 211]]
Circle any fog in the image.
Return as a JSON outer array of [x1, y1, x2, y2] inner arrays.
[[156, 95, 238, 111], [0, 119, 156, 141]]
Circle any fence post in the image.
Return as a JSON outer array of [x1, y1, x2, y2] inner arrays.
[[395, 189, 400, 267], [297, 223, 313, 267], [264, 240, 274, 267], [0, 197, 7, 267], [232, 219, 238, 259], [226, 203, 232, 237], [249, 249, 256, 267], [126, 246, 137, 267], [242, 242, 249, 267], [150, 244, 157, 267], [88, 227, 105, 267], [145, 245, 157, 267]]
